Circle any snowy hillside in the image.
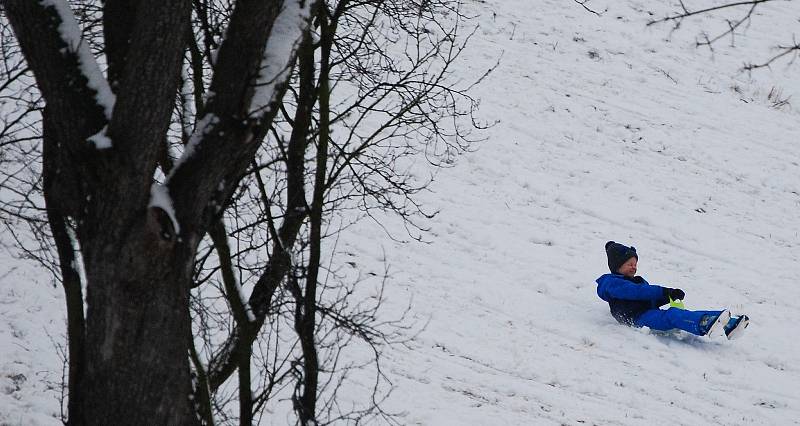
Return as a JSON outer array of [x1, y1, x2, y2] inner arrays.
[[3, 0, 800, 424]]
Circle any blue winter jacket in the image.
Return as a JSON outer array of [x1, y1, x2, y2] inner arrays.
[[595, 273, 670, 325]]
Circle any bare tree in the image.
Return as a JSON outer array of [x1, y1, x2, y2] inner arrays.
[[187, 0, 488, 423], [1, 0, 488, 423], [2, 0, 318, 423]]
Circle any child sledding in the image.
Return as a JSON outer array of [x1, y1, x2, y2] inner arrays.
[[596, 241, 749, 339]]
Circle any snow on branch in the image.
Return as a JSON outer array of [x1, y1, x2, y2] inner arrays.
[[248, 0, 313, 117], [165, 1, 312, 178], [166, 113, 220, 181], [41, 0, 116, 123]]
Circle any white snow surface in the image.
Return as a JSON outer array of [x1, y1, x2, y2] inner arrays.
[[3, 0, 800, 424], [41, 0, 116, 122]]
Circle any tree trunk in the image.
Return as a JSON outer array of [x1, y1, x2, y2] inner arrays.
[[76, 212, 198, 424]]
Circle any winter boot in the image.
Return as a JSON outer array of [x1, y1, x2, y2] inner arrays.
[[699, 310, 731, 337], [724, 315, 749, 340]]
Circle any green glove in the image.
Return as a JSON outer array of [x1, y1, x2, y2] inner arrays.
[[668, 296, 685, 309]]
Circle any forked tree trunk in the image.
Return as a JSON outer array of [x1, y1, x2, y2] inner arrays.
[[3, 0, 314, 423]]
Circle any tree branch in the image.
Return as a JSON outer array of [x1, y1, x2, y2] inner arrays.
[[167, 0, 316, 242], [647, 0, 774, 49], [3, 0, 108, 154], [744, 38, 800, 71], [573, 0, 606, 16], [102, 0, 190, 205]]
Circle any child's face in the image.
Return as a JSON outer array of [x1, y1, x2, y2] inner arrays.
[[618, 257, 638, 277]]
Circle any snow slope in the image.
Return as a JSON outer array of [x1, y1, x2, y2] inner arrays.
[[2, 0, 800, 424], [332, 0, 800, 424], [0, 251, 64, 424]]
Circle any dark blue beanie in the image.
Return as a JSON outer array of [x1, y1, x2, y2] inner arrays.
[[605, 241, 638, 273]]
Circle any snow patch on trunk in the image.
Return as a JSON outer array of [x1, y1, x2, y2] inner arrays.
[[149, 184, 181, 235], [236, 280, 256, 323], [66, 226, 87, 317], [87, 125, 112, 150]]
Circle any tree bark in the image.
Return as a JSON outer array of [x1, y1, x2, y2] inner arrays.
[[78, 221, 198, 424]]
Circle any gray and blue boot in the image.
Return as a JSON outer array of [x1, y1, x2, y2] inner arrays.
[[699, 310, 731, 337], [724, 315, 750, 340]]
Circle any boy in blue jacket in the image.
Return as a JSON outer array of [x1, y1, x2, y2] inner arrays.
[[596, 241, 748, 338]]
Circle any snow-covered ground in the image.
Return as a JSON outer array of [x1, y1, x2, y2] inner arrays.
[[3, 0, 800, 424], [0, 251, 64, 424]]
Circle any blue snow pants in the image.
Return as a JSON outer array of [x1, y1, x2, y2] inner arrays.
[[634, 307, 724, 336]]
